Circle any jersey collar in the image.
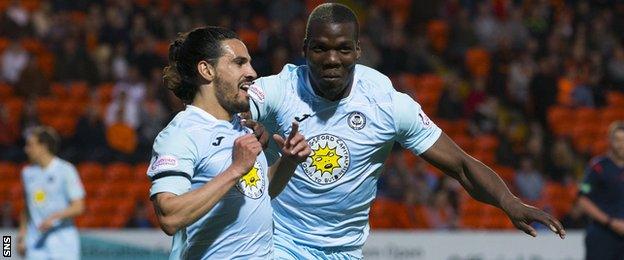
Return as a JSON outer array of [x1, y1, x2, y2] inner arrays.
[[186, 105, 242, 128]]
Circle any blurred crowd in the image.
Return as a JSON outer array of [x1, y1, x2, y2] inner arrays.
[[1, 0, 623, 229]]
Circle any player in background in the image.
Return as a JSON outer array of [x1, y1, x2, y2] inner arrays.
[[149, 26, 310, 259], [578, 121, 624, 260], [248, 3, 565, 259], [18, 126, 85, 260]]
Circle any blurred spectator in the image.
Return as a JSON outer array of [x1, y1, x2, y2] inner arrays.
[[15, 57, 49, 98], [402, 156, 438, 206], [1, 202, 14, 228], [426, 189, 459, 230], [437, 73, 464, 120], [529, 57, 558, 129], [268, 0, 303, 26], [5, 0, 29, 37], [106, 66, 144, 129], [514, 156, 544, 202], [105, 90, 139, 130], [137, 86, 167, 160], [0, 104, 20, 160], [31, 2, 52, 38], [425, 177, 459, 230], [20, 98, 39, 138], [53, 38, 98, 84], [508, 53, 535, 107], [607, 45, 624, 90], [126, 201, 153, 228], [1, 42, 29, 84], [547, 138, 577, 183], [71, 100, 110, 162]]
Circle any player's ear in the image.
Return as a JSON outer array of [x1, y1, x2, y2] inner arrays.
[[197, 60, 216, 82]]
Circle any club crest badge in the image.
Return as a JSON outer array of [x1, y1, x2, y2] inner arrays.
[[347, 111, 366, 130], [236, 161, 265, 199]]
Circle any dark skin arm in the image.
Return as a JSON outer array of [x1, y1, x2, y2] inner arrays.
[[420, 133, 566, 238]]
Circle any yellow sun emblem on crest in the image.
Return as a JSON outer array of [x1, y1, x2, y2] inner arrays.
[[34, 189, 46, 204], [310, 144, 342, 176], [240, 166, 260, 188]]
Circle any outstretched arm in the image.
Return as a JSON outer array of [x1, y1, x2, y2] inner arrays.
[[421, 133, 565, 238]]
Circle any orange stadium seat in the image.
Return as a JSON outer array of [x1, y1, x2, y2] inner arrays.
[[606, 91, 624, 107], [134, 163, 150, 180], [0, 162, 20, 181], [542, 182, 577, 219], [37, 51, 55, 78], [574, 107, 598, 123], [369, 197, 415, 229], [547, 106, 570, 126], [492, 165, 515, 185], [591, 139, 609, 156], [411, 205, 431, 229], [154, 41, 170, 58], [473, 135, 499, 152], [78, 162, 105, 183], [556, 78, 574, 106], [237, 28, 259, 53], [0, 38, 9, 53], [465, 48, 491, 78], [68, 82, 89, 100], [96, 83, 115, 104], [0, 83, 11, 101], [452, 134, 472, 153], [20, 37, 44, 54], [427, 20, 449, 53], [35, 97, 58, 115], [106, 123, 138, 154], [105, 162, 133, 181], [600, 107, 624, 125], [20, 0, 41, 13], [50, 83, 67, 99]]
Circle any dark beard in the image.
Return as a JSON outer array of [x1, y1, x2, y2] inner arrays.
[[214, 75, 250, 114]]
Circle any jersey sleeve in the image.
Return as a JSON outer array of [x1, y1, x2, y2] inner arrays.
[[579, 161, 604, 200], [393, 92, 442, 155], [64, 164, 85, 201], [249, 65, 294, 123], [147, 128, 198, 197]]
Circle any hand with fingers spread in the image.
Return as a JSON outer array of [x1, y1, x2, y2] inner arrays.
[[243, 119, 270, 149], [230, 134, 263, 177], [502, 197, 566, 239], [273, 122, 311, 164]]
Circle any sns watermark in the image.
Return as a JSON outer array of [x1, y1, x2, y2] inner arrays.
[[2, 236, 9, 257]]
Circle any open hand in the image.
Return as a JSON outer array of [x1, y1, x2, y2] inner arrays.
[[273, 122, 311, 163], [503, 198, 566, 239]]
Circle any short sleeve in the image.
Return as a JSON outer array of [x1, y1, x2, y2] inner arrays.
[[393, 92, 442, 155], [579, 161, 603, 199], [64, 165, 85, 201], [249, 66, 293, 123], [148, 129, 197, 197]]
